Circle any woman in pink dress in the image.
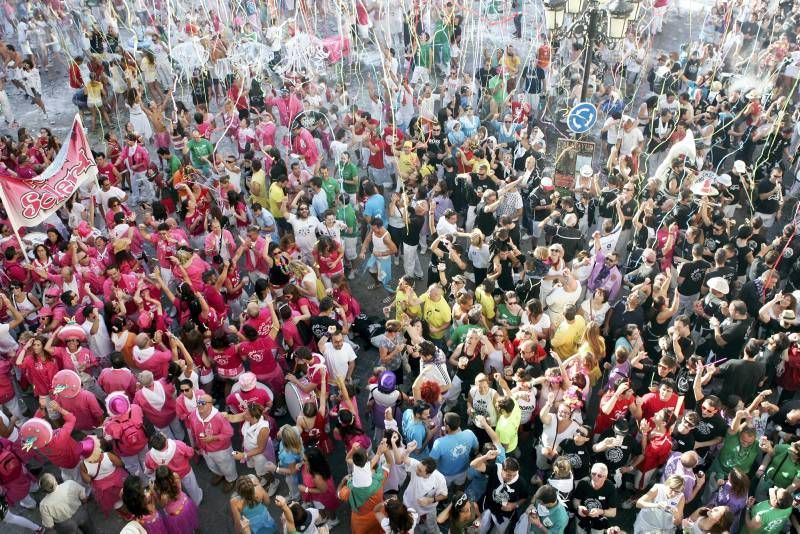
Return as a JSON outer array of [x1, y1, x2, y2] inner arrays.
[[154, 465, 199, 533], [299, 446, 340, 525], [80, 438, 127, 514]]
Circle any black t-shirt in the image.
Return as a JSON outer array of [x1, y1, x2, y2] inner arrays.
[[671, 426, 696, 453], [769, 399, 800, 435], [558, 438, 592, 480], [474, 203, 497, 237], [703, 229, 729, 259], [673, 201, 697, 228], [572, 478, 619, 531], [310, 315, 340, 340], [598, 188, 619, 219], [528, 187, 552, 221], [402, 210, 425, 247], [693, 413, 727, 455], [717, 359, 766, 402], [553, 226, 583, 262], [619, 199, 637, 230], [594, 428, 641, 472], [482, 464, 529, 520], [683, 59, 701, 81], [470, 174, 496, 206], [678, 259, 711, 296], [710, 318, 750, 358], [703, 265, 737, 290], [675, 367, 697, 410], [427, 135, 447, 164], [755, 178, 781, 214]]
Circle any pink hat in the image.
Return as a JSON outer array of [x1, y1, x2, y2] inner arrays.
[[106, 392, 130, 416], [56, 322, 87, 343], [52, 369, 82, 399], [238, 372, 257, 392], [44, 286, 61, 297], [19, 418, 53, 452], [79, 437, 96, 458]]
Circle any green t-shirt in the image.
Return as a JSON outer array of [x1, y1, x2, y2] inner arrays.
[[743, 500, 792, 534], [187, 138, 213, 168], [336, 205, 359, 238], [710, 432, 759, 478], [530, 503, 569, 534], [766, 443, 800, 488], [488, 74, 507, 104], [497, 304, 521, 331], [321, 177, 341, 206], [167, 155, 182, 178], [417, 42, 432, 68], [339, 162, 360, 194], [449, 324, 485, 346]]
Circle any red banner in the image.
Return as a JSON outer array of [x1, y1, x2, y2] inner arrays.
[[0, 115, 97, 229]]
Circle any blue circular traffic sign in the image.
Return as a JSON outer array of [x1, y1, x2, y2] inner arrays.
[[567, 102, 598, 134]]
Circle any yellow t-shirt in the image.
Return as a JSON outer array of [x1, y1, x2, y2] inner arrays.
[[268, 182, 286, 218], [395, 290, 422, 320], [421, 294, 452, 339], [397, 152, 419, 177], [496, 403, 522, 452], [475, 287, 496, 321], [551, 316, 587, 359], [250, 169, 268, 208]]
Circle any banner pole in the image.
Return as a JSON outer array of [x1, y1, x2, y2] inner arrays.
[[0, 182, 30, 265]]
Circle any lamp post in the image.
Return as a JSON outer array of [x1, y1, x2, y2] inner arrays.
[[544, 0, 639, 102]]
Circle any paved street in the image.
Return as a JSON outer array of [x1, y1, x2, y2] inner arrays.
[[0, 3, 709, 533]]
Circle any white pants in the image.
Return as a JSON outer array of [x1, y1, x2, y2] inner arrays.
[[403, 243, 424, 278], [755, 211, 777, 228], [3, 511, 40, 531], [122, 449, 147, 478], [203, 447, 239, 482], [466, 205, 477, 232], [0, 89, 14, 125], [653, 6, 667, 33], [182, 469, 203, 504], [478, 509, 511, 534]]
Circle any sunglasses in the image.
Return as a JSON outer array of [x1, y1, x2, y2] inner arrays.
[[591, 472, 606, 478], [196, 400, 209, 406], [66, 339, 80, 343], [180, 388, 192, 393]]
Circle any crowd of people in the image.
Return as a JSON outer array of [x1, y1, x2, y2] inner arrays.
[[0, 0, 798, 533]]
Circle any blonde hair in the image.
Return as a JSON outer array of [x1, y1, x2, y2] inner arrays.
[[279, 424, 303, 454], [288, 260, 310, 277], [664, 474, 685, 492], [533, 246, 549, 261], [470, 229, 485, 246], [552, 457, 572, 479]]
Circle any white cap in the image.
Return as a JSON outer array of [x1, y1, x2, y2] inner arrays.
[[733, 160, 747, 174], [706, 277, 730, 295]]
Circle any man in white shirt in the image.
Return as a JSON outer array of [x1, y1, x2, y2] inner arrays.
[[319, 329, 357, 386], [38, 474, 94, 533], [618, 117, 644, 157], [285, 199, 321, 263], [95, 175, 128, 210], [402, 443, 448, 533]]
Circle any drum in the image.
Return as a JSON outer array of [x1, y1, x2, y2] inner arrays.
[[284, 382, 317, 422]]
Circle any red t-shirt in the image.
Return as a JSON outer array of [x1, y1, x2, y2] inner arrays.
[[640, 392, 680, 424], [593, 391, 635, 435], [237, 337, 279, 376]]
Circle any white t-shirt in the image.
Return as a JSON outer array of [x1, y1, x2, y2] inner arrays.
[[288, 213, 321, 253], [0, 323, 18, 354], [436, 217, 458, 237], [603, 117, 621, 145], [619, 127, 644, 156], [322, 341, 357, 381], [402, 458, 448, 515], [95, 186, 126, 208]]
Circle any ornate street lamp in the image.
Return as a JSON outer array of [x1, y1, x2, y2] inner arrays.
[[543, 0, 638, 101]]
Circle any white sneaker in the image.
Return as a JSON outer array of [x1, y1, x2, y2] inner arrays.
[[326, 518, 340, 528], [347, 271, 356, 280]]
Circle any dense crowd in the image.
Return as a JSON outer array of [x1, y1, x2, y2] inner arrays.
[[0, 0, 799, 534]]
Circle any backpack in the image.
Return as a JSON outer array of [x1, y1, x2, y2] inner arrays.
[[117, 414, 146, 450], [0, 448, 22, 484]]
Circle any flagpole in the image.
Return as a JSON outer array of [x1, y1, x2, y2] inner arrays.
[[0, 181, 30, 265]]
